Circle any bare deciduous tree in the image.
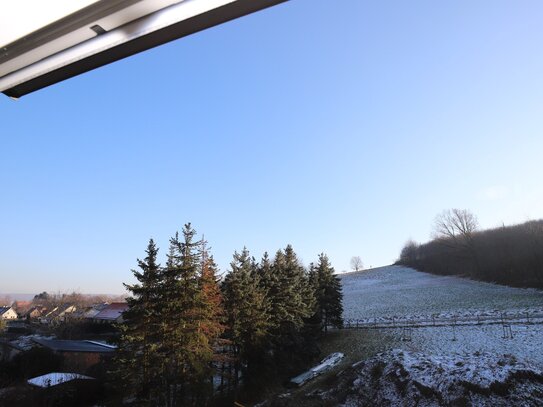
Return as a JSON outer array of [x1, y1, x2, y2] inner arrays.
[[433, 209, 479, 246], [0, 295, 12, 306], [350, 256, 363, 272]]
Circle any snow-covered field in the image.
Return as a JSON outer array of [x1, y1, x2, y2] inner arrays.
[[339, 266, 543, 368], [341, 265, 543, 320], [262, 267, 543, 406]]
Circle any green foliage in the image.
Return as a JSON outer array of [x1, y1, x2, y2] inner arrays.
[[114, 238, 163, 403], [114, 226, 344, 404], [222, 245, 344, 392], [115, 225, 226, 406], [222, 248, 272, 380], [160, 224, 217, 404], [311, 253, 344, 332]]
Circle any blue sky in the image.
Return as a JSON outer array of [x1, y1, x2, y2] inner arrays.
[[1, 0, 542, 294]]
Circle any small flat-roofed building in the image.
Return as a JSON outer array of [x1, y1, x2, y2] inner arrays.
[[32, 338, 115, 373]]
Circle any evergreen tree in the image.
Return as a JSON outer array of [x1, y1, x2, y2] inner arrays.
[[160, 224, 217, 406], [313, 253, 343, 332], [272, 245, 315, 330], [222, 248, 271, 386], [115, 239, 163, 404], [115, 226, 227, 405], [265, 245, 316, 373], [198, 248, 225, 349]]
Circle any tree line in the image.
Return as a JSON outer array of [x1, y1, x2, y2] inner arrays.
[[113, 223, 343, 406], [397, 209, 543, 288]]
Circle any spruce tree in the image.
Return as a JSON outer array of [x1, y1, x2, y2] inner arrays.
[[115, 239, 162, 403], [272, 245, 315, 330], [198, 248, 225, 348], [222, 248, 271, 386], [160, 224, 217, 406], [313, 253, 343, 332], [266, 245, 316, 373]]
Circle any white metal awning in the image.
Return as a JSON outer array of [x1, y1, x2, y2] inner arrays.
[[0, 0, 287, 98]]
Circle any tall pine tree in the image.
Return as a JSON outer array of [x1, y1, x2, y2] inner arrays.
[[272, 245, 315, 330], [115, 239, 163, 403], [160, 224, 218, 406], [313, 253, 343, 332], [222, 248, 271, 387]]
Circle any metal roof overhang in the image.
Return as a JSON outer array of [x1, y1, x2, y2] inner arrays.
[[0, 0, 287, 98]]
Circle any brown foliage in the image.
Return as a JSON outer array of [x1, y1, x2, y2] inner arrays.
[[398, 218, 543, 288]]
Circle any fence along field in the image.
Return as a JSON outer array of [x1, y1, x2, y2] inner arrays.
[[339, 265, 543, 366]]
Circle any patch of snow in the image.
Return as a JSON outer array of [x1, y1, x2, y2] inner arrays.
[[310, 352, 344, 374], [309, 350, 543, 407], [290, 353, 345, 387], [27, 372, 94, 388]]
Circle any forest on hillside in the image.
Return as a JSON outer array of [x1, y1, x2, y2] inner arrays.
[[397, 209, 543, 288]]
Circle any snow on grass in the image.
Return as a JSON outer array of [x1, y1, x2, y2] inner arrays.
[[391, 323, 543, 368], [341, 265, 543, 320], [260, 267, 543, 406], [339, 266, 543, 367], [311, 349, 543, 407]]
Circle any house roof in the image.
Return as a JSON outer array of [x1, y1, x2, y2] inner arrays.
[[93, 302, 128, 321], [32, 338, 115, 353], [13, 301, 31, 311], [25, 306, 46, 316], [0, 306, 14, 315]]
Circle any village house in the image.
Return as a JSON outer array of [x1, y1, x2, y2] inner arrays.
[[92, 302, 128, 324], [0, 306, 18, 320], [39, 303, 77, 324], [24, 305, 47, 320], [70, 303, 108, 320]]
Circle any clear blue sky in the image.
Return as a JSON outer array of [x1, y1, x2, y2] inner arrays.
[[1, 0, 542, 294]]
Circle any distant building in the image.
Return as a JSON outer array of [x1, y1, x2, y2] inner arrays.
[[92, 302, 128, 324], [69, 303, 108, 320], [40, 304, 77, 324], [0, 306, 18, 320], [12, 301, 32, 317], [25, 305, 47, 320]]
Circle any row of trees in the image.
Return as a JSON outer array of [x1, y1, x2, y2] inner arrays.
[[32, 291, 125, 308], [114, 224, 343, 405], [398, 209, 543, 288]]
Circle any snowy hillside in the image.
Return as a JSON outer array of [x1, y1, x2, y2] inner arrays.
[[260, 266, 543, 406], [339, 266, 543, 366], [340, 265, 543, 320]]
